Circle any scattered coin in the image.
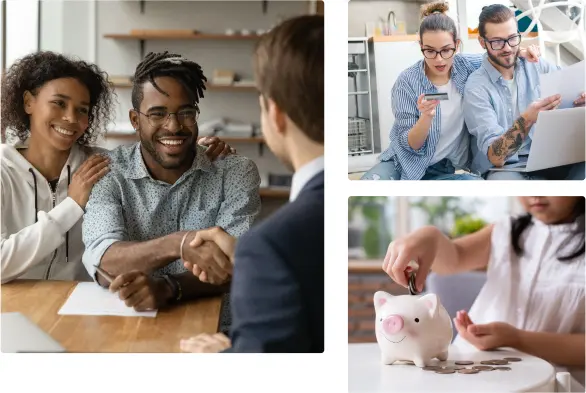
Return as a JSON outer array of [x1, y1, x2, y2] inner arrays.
[[472, 365, 495, 371], [455, 361, 474, 365], [494, 366, 512, 371], [503, 357, 522, 362], [395, 360, 415, 365], [435, 369, 455, 374], [480, 360, 495, 365], [457, 369, 479, 374], [490, 359, 509, 365], [451, 366, 466, 370], [423, 366, 442, 371]]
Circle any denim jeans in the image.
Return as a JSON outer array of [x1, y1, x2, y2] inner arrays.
[[485, 158, 585, 180], [360, 159, 483, 180]]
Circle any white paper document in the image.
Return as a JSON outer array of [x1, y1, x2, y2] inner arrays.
[[58, 282, 157, 318], [540, 60, 585, 109]]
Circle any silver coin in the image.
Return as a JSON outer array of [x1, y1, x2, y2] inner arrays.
[[408, 273, 418, 295], [457, 369, 479, 374], [472, 365, 495, 371], [435, 369, 455, 374]]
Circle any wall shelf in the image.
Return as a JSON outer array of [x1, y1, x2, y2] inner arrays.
[[104, 31, 260, 59], [109, 79, 257, 92], [105, 132, 264, 144], [259, 188, 290, 198], [104, 33, 260, 40]]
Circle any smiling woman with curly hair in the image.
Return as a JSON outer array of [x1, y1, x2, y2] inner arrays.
[[0, 51, 115, 283]]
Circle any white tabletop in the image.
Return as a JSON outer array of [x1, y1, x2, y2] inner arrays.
[[348, 343, 557, 393]]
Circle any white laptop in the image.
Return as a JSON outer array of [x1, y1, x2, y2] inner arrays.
[[489, 106, 585, 173], [1, 312, 66, 353]]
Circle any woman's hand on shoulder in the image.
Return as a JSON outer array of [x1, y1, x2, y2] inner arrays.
[[68, 154, 110, 208]]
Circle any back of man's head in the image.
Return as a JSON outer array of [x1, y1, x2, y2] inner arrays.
[[253, 15, 324, 144]]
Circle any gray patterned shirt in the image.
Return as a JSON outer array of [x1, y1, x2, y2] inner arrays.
[[81, 142, 261, 278]]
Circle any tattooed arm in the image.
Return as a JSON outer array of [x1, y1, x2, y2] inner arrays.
[[487, 116, 533, 167], [487, 94, 562, 167]]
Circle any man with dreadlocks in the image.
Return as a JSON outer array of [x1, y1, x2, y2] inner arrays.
[[81, 52, 261, 312]]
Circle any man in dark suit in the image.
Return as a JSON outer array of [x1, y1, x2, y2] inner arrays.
[[179, 14, 324, 353]]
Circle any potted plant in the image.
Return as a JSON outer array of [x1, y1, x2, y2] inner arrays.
[[348, 197, 391, 259]]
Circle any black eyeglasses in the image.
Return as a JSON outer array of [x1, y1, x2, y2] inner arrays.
[[134, 107, 200, 128], [483, 34, 521, 50], [421, 47, 456, 60]]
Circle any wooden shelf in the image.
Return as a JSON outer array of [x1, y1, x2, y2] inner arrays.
[[104, 132, 264, 144], [221, 136, 265, 143], [109, 79, 257, 91], [104, 33, 260, 40], [259, 188, 290, 198], [372, 32, 538, 43]]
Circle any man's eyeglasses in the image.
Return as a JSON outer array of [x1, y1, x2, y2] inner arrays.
[[483, 34, 521, 51], [421, 48, 456, 60], [134, 108, 200, 128]]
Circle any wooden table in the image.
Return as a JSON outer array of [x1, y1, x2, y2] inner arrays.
[[1, 280, 223, 353]]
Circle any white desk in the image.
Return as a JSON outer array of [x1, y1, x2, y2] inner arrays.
[[349, 343, 572, 392]]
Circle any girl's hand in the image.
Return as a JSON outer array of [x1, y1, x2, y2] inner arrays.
[[519, 44, 540, 63], [382, 226, 441, 292], [454, 310, 520, 350], [417, 94, 439, 119], [68, 154, 110, 208]]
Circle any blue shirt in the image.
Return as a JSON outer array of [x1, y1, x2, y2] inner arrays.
[[379, 53, 483, 180], [82, 143, 261, 278], [463, 54, 560, 174]]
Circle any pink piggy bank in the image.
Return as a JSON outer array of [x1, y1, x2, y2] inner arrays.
[[373, 291, 452, 367]]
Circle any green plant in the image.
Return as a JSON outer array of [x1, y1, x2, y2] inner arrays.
[[348, 197, 391, 258], [410, 197, 479, 234], [451, 215, 487, 238]]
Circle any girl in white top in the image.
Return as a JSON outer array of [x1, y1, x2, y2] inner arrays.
[[383, 197, 585, 391]]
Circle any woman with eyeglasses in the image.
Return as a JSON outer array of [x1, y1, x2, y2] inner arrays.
[[0, 51, 232, 284], [361, 1, 539, 181]]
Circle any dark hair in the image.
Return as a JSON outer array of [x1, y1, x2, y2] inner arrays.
[[253, 14, 324, 143], [131, 51, 207, 110], [419, 1, 458, 43], [511, 197, 585, 262], [478, 4, 516, 38], [1, 51, 115, 146]]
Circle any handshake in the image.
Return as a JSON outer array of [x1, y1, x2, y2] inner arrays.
[[181, 227, 237, 285]]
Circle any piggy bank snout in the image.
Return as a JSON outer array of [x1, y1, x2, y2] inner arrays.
[[382, 314, 404, 335]]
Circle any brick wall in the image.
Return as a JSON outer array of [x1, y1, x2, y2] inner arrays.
[[348, 261, 410, 343]]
